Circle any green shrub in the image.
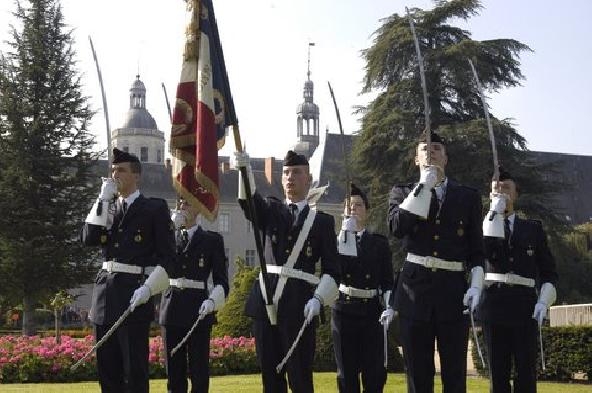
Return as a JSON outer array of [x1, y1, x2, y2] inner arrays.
[[472, 325, 592, 381], [213, 258, 258, 338]]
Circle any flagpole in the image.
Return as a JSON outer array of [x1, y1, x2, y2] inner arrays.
[[232, 125, 275, 324]]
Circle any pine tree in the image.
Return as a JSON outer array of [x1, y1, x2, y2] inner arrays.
[[0, 0, 99, 335]]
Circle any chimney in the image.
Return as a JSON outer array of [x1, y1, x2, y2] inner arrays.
[[220, 160, 230, 173], [265, 157, 274, 185]]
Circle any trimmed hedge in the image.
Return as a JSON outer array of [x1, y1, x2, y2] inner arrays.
[[471, 325, 592, 381]]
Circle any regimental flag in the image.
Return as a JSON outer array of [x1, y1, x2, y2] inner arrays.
[[170, 0, 237, 221]]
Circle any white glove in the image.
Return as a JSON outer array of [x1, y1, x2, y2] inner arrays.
[[532, 282, 557, 326], [463, 266, 484, 313], [419, 165, 438, 189], [99, 178, 118, 201], [199, 299, 215, 316], [532, 303, 547, 326], [463, 287, 481, 313], [489, 193, 507, 214], [129, 285, 151, 311], [379, 308, 396, 326], [232, 151, 250, 169], [303, 297, 321, 323], [171, 209, 188, 229], [341, 216, 357, 232]]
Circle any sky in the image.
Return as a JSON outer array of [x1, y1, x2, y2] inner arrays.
[[0, 0, 590, 159]]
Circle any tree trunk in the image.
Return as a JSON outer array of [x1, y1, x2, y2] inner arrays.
[[54, 308, 61, 344], [21, 295, 35, 336]]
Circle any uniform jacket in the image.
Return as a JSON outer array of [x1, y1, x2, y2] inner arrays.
[[159, 227, 229, 327], [387, 179, 484, 321], [334, 231, 394, 319], [81, 195, 175, 325], [240, 193, 340, 322], [478, 216, 558, 325]]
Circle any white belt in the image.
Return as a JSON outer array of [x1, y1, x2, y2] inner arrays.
[[406, 252, 464, 272], [485, 273, 535, 288], [102, 261, 154, 275], [339, 284, 379, 299], [169, 278, 206, 290], [266, 264, 320, 285]]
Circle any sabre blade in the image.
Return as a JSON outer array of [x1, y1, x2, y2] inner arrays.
[[468, 58, 499, 181]]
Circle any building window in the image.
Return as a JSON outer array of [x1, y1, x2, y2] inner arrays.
[[245, 249, 256, 266], [140, 147, 148, 162], [122, 146, 129, 153], [157, 149, 162, 163], [246, 221, 252, 233], [218, 212, 230, 233]]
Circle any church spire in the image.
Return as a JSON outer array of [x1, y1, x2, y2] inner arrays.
[[294, 43, 320, 159]]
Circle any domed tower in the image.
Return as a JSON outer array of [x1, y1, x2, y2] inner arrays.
[[112, 75, 165, 164], [294, 43, 320, 158]]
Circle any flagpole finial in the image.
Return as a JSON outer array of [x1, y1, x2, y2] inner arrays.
[[307, 42, 315, 81]]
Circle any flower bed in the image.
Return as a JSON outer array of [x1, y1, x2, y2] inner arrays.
[[0, 334, 258, 383]]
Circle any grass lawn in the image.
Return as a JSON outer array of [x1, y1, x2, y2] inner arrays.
[[0, 373, 589, 392]]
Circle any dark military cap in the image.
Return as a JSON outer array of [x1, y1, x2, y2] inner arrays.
[[350, 182, 369, 208], [283, 150, 309, 166], [419, 131, 446, 146], [112, 148, 140, 164]]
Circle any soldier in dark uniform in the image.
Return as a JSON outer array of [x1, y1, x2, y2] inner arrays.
[[234, 149, 340, 393], [332, 183, 394, 393], [159, 200, 229, 393], [82, 148, 174, 393], [478, 169, 558, 393], [387, 132, 485, 393]]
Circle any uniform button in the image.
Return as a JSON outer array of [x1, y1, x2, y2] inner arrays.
[[182, 265, 187, 269], [346, 296, 351, 300], [285, 249, 290, 254], [346, 274, 351, 279], [435, 219, 440, 225], [287, 236, 292, 241], [363, 299, 368, 303], [433, 251, 438, 256], [118, 229, 123, 233], [114, 243, 119, 248], [434, 235, 440, 240], [509, 257, 514, 262], [365, 274, 371, 279]]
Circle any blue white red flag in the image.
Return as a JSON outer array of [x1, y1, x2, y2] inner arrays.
[[170, 0, 237, 221]]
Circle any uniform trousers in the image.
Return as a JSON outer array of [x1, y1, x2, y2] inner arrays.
[[95, 321, 150, 393], [399, 316, 469, 393], [331, 309, 387, 393], [482, 320, 538, 393], [162, 323, 212, 393], [252, 318, 316, 393]]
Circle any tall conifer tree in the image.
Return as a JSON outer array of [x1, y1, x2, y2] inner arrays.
[[0, 0, 98, 334]]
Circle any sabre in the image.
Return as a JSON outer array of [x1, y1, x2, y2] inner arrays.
[[276, 318, 311, 373], [327, 81, 352, 241], [538, 324, 546, 371], [464, 308, 485, 368], [467, 59, 502, 224], [71, 306, 132, 370], [88, 36, 112, 172], [468, 59, 499, 182], [383, 323, 388, 369], [406, 7, 431, 165], [171, 312, 207, 357]]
